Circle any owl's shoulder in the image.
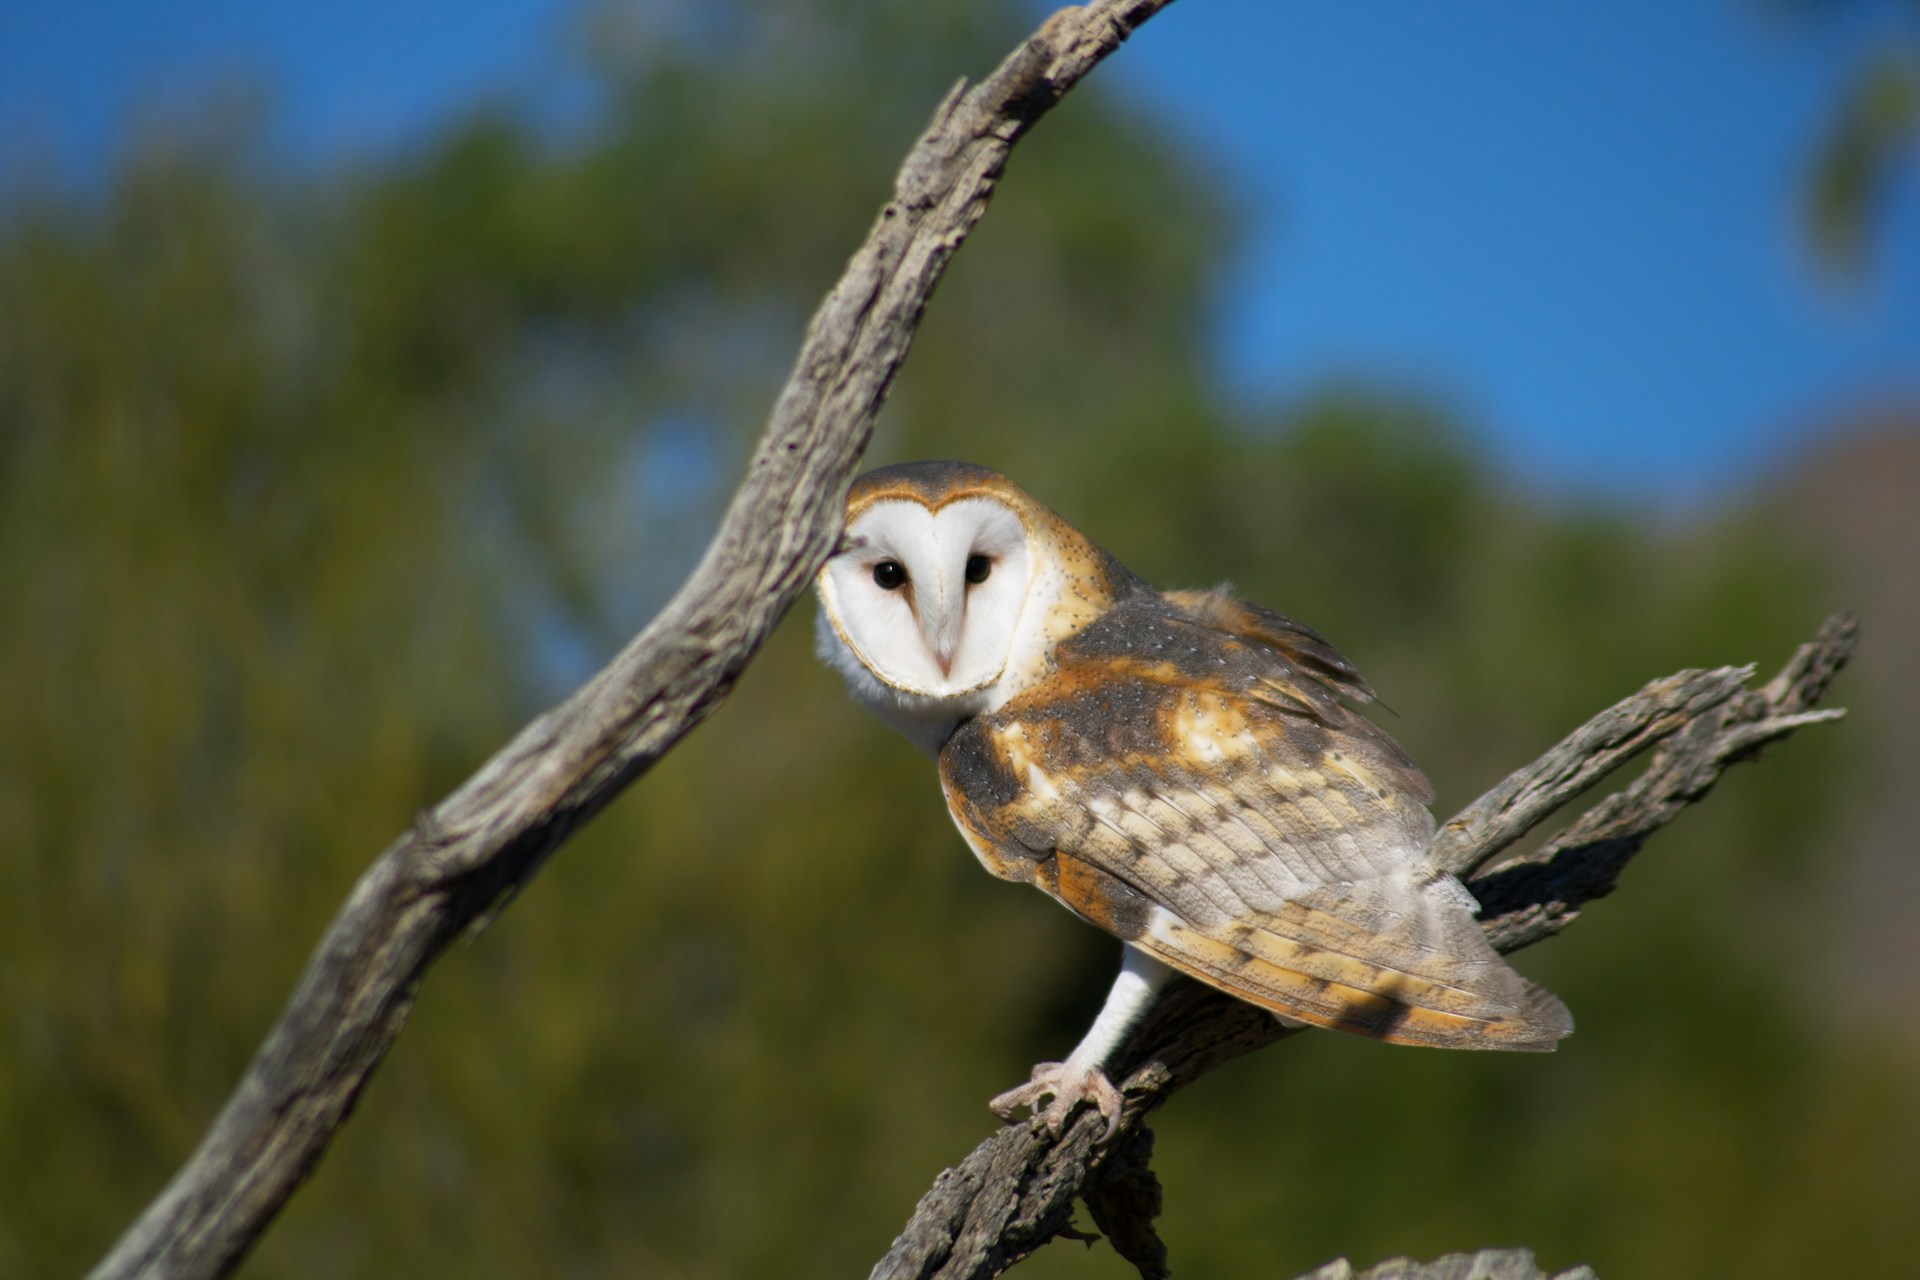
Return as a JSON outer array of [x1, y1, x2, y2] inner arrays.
[[965, 582, 1430, 806], [1038, 584, 1373, 717], [948, 586, 1341, 778]]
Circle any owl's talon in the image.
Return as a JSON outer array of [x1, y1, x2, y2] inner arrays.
[[989, 1062, 1126, 1142], [987, 1062, 1063, 1122]]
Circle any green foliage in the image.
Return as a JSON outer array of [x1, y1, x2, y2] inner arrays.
[[0, 3, 1897, 1277], [1804, 42, 1920, 281]]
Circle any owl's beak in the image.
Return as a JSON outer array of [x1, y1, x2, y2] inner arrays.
[[929, 625, 958, 679], [925, 574, 966, 681]]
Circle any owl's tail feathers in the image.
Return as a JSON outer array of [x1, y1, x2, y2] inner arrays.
[[1141, 873, 1574, 1052]]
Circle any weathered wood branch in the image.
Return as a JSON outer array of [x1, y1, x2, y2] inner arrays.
[[87, 5, 1179, 1277], [869, 612, 1855, 1280], [1299, 1249, 1597, 1280]]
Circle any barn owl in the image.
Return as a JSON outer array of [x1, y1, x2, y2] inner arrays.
[[815, 461, 1571, 1139]]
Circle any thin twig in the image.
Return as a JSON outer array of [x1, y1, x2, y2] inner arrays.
[[870, 613, 1855, 1280], [1420, 665, 1756, 881], [86, 5, 1181, 1278]]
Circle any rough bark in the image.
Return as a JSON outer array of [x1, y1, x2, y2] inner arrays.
[[1298, 1250, 1598, 1280], [86, 5, 1179, 1278], [869, 613, 1855, 1280]]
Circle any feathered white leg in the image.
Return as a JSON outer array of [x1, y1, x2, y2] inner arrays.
[[990, 946, 1173, 1141]]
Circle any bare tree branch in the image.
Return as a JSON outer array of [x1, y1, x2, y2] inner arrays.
[[1299, 1249, 1597, 1280], [86, 5, 1180, 1277], [1421, 665, 1759, 881], [869, 612, 1855, 1280]]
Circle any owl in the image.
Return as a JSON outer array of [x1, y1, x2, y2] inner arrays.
[[815, 461, 1571, 1138]]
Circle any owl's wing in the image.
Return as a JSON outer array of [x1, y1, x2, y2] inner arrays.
[[939, 590, 1571, 1051]]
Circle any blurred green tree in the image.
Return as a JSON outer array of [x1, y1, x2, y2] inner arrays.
[[1777, 0, 1920, 280], [0, 2, 1899, 1278]]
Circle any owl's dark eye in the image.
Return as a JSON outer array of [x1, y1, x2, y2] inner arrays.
[[873, 560, 907, 591], [964, 554, 992, 585]]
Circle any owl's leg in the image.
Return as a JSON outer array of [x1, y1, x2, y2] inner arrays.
[[989, 945, 1172, 1142]]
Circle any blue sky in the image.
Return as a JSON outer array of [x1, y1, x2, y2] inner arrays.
[[1113, 1, 1919, 498], [3, 0, 1914, 500]]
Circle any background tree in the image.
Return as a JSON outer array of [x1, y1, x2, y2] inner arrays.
[[1, 2, 1909, 1277], [1784, 0, 1920, 280]]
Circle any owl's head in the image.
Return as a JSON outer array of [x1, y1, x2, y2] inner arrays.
[[816, 461, 1102, 753]]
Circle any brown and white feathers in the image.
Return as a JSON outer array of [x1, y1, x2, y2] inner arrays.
[[816, 461, 1571, 1131]]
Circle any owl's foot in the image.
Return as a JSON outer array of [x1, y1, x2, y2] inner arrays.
[[989, 1061, 1125, 1142]]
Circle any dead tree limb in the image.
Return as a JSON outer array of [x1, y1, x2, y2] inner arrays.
[[86, 5, 1181, 1277], [869, 612, 1855, 1280], [1300, 1250, 1598, 1280]]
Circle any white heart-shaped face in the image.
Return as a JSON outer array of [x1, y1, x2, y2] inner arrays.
[[818, 496, 1034, 699]]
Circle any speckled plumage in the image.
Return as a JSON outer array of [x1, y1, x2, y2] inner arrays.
[[817, 462, 1570, 1132]]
